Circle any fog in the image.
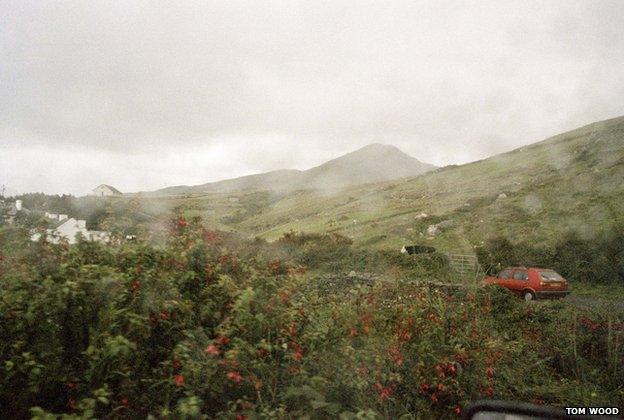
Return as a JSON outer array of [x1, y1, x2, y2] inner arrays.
[[1, 1, 623, 195]]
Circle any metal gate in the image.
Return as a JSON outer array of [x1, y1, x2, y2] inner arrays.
[[445, 253, 480, 278]]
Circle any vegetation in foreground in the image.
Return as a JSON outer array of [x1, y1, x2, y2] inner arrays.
[[1, 218, 623, 419]]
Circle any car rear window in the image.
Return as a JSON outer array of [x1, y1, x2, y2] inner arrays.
[[539, 270, 563, 281], [499, 269, 512, 279]]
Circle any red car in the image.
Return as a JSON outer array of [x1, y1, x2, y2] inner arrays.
[[484, 267, 569, 301]]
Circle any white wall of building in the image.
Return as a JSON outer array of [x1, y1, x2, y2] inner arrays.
[[32, 218, 110, 244]]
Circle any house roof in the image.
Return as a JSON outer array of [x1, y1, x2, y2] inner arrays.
[[48, 217, 75, 229], [94, 184, 122, 194]]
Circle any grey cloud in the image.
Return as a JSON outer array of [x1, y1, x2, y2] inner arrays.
[[1, 0, 623, 194]]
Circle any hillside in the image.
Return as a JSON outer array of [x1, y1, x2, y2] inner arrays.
[[150, 169, 304, 196], [141, 116, 624, 253], [145, 143, 436, 195]]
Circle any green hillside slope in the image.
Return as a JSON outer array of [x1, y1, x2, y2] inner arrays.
[[151, 116, 624, 253]]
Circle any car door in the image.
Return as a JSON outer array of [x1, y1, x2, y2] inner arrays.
[[510, 268, 529, 294]]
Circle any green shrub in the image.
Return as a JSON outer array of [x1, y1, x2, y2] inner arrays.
[[0, 220, 623, 418]]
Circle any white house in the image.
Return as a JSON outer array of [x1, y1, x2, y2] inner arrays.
[[45, 212, 67, 221], [31, 217, 110, 244], [92, 184, 122, 197]]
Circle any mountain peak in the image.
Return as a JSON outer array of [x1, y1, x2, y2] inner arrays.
[[329, 143, 427, 166], [360, 142, 396, 149], [301, 143, 437, 189], [353, 143, 403, 154], [148, 143, 437, 195]]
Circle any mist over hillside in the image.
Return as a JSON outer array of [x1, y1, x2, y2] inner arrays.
[[153, 116, 624, 252], [143, 143, 436, 195]]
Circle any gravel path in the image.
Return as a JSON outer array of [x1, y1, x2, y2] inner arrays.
[[566, 295, 624, 310]]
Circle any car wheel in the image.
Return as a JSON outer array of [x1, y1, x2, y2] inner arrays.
[[524, 291, 535, 302]]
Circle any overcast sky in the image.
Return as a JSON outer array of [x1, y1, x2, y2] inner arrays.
[[1, 1, 623, 195]]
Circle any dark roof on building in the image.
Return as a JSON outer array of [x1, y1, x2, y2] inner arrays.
[[48, 217, 73, 229]]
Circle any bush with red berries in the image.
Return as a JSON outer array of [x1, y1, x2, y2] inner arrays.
[[0, 220, 623, 418]]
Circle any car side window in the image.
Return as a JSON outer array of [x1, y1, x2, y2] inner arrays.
[[513, 270, 528, 281], [499, 269, 512, 279]]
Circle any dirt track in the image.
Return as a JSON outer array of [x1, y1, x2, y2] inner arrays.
[[566, 295, 624, 310]]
